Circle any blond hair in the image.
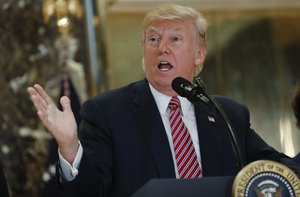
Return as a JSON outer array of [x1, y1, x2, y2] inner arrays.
[[141, 4, 208, 47]]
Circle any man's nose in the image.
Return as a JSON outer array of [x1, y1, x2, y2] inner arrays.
[[158, 39, 170, 55]]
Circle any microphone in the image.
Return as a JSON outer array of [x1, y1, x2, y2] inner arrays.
[[171, 77, 210, 105], [172, 76, 245, 169], [195, 76, 245, 169]]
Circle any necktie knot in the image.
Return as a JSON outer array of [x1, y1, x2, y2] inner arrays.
[[168, 96, 180, 110]]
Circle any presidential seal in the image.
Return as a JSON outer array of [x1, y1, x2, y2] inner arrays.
[[232, 160, 300, 197]]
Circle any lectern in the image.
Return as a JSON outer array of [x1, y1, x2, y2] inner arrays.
[[131, 176, 234, 197]]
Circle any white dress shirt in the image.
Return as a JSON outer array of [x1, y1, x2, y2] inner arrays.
[[59, 82, 202, 180], [149, 84, 202, 178]]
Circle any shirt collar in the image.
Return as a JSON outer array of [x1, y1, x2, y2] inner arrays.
[[148, 83, 192, 116]]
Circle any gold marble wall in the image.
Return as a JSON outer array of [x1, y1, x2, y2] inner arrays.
[[106, 13, 144, 88]]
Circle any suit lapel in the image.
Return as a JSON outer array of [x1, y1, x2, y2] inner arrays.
[[133, 80, 175, 178], [195, 103, 223, 176]]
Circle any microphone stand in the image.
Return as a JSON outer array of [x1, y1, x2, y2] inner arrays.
[[194, 77, 245, 169]]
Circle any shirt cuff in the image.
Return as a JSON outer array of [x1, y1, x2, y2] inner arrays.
[[58, 141, 83, 181]]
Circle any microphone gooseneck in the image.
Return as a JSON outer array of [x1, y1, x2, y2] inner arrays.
[[171, 76, 245, 169], [194, 76, 245, 169]]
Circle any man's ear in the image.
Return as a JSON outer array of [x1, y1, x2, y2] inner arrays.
[[195, 45, 207, 66]]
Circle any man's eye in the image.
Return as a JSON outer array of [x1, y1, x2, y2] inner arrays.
[[149, 37, 159, 42], [172, 36, 182, 42], [150, 38, 156, 41], [147, 36, 160, 46]]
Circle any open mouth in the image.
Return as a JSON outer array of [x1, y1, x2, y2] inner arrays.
[[158, 61, 173, 72]]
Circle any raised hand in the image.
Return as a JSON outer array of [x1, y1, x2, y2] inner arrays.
[[27, 84, 79, 163]]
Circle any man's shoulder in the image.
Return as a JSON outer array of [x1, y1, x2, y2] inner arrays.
[[83, 79, 147, 106], [213, 95, 249, 116], [214, 95, 244, 107]]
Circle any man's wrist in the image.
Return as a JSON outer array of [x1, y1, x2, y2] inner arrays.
[[58, 141, 83, 181]]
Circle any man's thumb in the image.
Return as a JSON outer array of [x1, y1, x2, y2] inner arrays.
[[60, 96, 72, 112]]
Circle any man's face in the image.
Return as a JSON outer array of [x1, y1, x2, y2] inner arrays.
[[143, 19, 206, 96]]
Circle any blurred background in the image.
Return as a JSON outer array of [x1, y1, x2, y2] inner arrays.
[[0, 0, 299, 196]]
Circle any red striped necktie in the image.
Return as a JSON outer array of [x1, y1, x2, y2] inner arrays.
[[168, 96, 202, 178]]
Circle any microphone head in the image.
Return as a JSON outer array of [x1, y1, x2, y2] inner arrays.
[[171, 77, 193, 97], [172, 76, 212, 105]]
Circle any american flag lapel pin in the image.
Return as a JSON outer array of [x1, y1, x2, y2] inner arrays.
[[207, 116, 215, 122]]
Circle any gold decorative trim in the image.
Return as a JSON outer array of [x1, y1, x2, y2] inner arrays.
[[232, 160, 300, 197]]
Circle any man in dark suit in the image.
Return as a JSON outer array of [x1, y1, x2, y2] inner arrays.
[[27, 4, 300, 197]]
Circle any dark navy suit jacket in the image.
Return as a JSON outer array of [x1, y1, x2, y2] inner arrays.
[[0, 162, 9, 197], [61, 79, 300, 197]]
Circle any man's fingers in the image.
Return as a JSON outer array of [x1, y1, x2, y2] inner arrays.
[[29, 94, 45, 113], [33, 84, 54, 106], [37, 110, 48, 125], [28, 85, 59, 118], [60, 96, 72, 112]]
